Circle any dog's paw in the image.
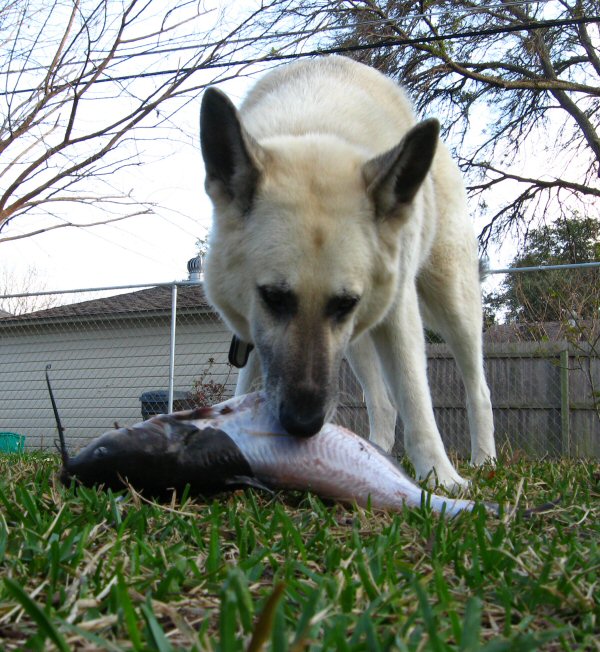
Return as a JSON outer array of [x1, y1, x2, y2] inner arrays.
[[416, 462, 469, 492], [432, 471, 470, 493], [470, 450, 497, 467], [441, 474, 470, 493]]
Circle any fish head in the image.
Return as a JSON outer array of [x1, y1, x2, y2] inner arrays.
[[61, 419, 174, 491], [61, 417, 257, 497]]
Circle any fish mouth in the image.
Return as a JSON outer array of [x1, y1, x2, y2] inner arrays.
[[59, 466, 73, 486]]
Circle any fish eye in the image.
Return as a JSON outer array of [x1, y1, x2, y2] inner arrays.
[[326, 294, 360, 322], [94, 446, 108, 458], [257, 284, 298, 319]]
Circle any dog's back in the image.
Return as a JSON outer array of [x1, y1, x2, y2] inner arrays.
[[241, 56, 416, 154]]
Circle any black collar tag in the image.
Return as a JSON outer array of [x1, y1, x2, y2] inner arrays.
[[228, 335, 254, 368]]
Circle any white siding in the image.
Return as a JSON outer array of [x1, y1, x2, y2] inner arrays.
[[0, 316, 238, 451]]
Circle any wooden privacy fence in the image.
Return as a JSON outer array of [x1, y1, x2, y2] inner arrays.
[[335, 342, 600, 459]]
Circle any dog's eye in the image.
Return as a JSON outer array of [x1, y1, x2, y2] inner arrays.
[[258, 285, 298, 318], [326, 294, 360, 322]]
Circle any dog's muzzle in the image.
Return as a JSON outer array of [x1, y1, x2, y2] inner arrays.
[[279, 390, 326, 437]]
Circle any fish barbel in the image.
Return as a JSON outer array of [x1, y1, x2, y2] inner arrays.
[[60, 392, 496, 517]]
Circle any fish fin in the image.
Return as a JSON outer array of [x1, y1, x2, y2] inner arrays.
[[225, 475, 274, 494], [154, 417, 202, 443], [167, 404, 234, 421]]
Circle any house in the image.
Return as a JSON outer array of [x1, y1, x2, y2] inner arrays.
[[0, 280, 238, 451]]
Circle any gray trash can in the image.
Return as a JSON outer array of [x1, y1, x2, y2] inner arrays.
[[140, 391, 194, 419]]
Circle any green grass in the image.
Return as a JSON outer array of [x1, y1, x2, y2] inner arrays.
[[0, 452, 598, 651]]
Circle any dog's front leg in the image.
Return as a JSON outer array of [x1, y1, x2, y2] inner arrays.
[[372, 286, 468, 490], [347, 335, 397, 452]]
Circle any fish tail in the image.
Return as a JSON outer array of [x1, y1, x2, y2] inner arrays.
[[426, 494, 500, 518]]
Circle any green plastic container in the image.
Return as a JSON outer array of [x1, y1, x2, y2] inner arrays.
[[0, 432, 25, 453]]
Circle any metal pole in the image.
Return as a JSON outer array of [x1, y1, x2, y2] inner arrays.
[[560, 349, 570, 457], [168, 284, 178, 413], [488, 261, 600, 275], [0, 278, 202, 300]]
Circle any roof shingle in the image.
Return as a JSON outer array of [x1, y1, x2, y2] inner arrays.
[[0, 284, 212, 325]]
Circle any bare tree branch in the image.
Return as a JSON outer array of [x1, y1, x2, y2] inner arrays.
[[0, 0, 297, 238], [0, 210, 151, 243], [0, 263, 61, 315], [466, 161, 600, 198], [285, 0, 600, 248]]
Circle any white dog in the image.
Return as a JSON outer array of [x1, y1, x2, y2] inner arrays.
[[200, 56, 495, 488]]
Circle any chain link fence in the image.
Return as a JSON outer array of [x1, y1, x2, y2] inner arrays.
[[1, 264, 598, 458]]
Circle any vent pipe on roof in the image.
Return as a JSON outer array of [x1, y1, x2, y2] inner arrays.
[[187, 254, 202, 282]]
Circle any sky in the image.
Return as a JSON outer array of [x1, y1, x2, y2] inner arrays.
[[0, 0, 582, 298], [0, 76, 254, 295], [1, 66, 508, 297], [0, 1, 267, 295], [1, 123, 212, 291], [1, 154, 207, 291]]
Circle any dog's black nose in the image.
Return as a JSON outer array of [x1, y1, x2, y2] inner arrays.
[[279, 392, 325, 437]]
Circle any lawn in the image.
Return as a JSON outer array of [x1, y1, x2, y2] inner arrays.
[[0, 452, 598, 651]]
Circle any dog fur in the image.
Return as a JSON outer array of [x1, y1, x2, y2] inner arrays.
[[200, 55, 496, 488]]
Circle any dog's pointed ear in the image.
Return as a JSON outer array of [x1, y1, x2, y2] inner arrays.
[[200, 87, 263, 212], [363, 118, 439, 219]]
